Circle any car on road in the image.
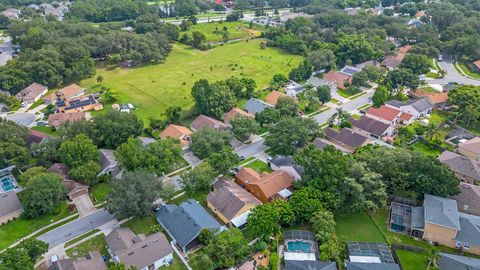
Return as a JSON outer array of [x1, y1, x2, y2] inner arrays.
[[359, 110, 366, 114], [438, 54, 443, 61], [37, 120, 49, 126]]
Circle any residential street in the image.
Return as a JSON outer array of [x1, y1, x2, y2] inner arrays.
[[313, 91, 374, 124], [0, 36, 13, 66], [428, 54, 480, 86], [37, 209, 115, 248]]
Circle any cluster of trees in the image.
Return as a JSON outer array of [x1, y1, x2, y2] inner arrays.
[[59, 134, 100, 185], [1, 17, 176, 94], [448, 85, 480, 128], [68, 0, 152, 22], [0, 238, 48, 270]]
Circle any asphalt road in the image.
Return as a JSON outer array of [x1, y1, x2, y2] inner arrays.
[[428, 55, 480, 86], [0, 37, 13, 66], [313, 91, 374, 124], [37, 209, 115, 248]]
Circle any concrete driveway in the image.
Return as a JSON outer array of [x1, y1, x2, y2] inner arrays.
[[0, 37, 13, 66], [72, 195, 95, 217], [2, 112, 37, 127]]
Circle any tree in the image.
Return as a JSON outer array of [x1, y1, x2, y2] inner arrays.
[[19, 167, 47, 184], [105, 88, 119, 101], [0, 247, 34, 270], [106, 170, 162, 220], [23, 173, 65, 219], [319, 235, 343, 263], [231, 115, 259, 141], [180, 20, 191, 31], [351, 71, 369, 87], [335, 33, 380, 65], [400, 53, 432, 75], [208, 147, 240, 175], [265, 117, 318, 155], [191, 79, 235, 119], [289, 60, 313, 81], [190, 127, 232, 159], [179, 163, 216, 196], [96, 75, 104, 83], [383, 68, 420, 94], [425, 247, 440, 269], [328, 108, 350, 128], [69, 160, 101, 186], [310, 209, 335, 243], [202, 228, 251, 269], [226, 77, 256, 98], [275, 96, 299, 117], [159, 183, 176, 203], [270, 74, 289, 89], [163, 106, 182, 124], [317, 85, 331, 104], [107, 263, 138, 270], [289, 187, 335, 222], [306, 49, 336, 71], [448, 85, 480, 128], [255, 107, 280, 127], [17, 239, 48, 263], [190, 31, 206, 48], [372, 85, 389, 107], [247, 204, 281, 239], [362, 65, 384, 82], [272, 200, 294, 226], [59, 134, 98, 169], [93, 110, 143, 148]]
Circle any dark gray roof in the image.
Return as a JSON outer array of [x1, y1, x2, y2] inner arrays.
[[340, 65, 361, 76], [385, 100, 405, 108], [0, 191, 22, 218], [243, 98, 273, 115], [455, 213, 480, 247], [48, 251, 106, 270], [386, 98, 433, 113], [439, 253, 480, 270], [350, 116, 390, 137], [285, 261, 336, 270], [325, 127, 369, 149], [346, 262, 401, 270], [438, 151, 480, 181], [155, 199, 223, 249], [424, 194, 461, 230], [269, 155, 305, 175]]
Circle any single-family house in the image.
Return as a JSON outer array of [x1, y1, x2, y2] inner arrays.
[[385, 98, 434, 120], [451, 182, 480, 217], [438, 253, 480, 270], [56, 95, 103, 113], [243, 98, 273, 115], [324, 127, 370, 153], [438, 151, 480, 184], [56, 84, 85, 100], [323, 70, 352, 90], [26, 130, 52, 148], [0, 166, 20, 194], [1, 8, 21, 20], [105, 228, 173, 270], [285, 261, 337, 270], [98, 149, 122, 179], [160, 124, 193, 149], [285, 81, 305, 98], [313, 137, 351, 153], [48, 163, 89, 200], [340, 65, 362, 76], [15, 83, 48, 105], [42, 92, 58, 105], [381, 45, 412, 70], [235, 168, 294, 203], [268, 155, 304, 180], [156, 199, 224, 253], [350, 115, 394, 139], [48, 251, 107, 270], [48, 112, 88, 129], [366, 105, 402, 126], [458, 137, 480, 160], [473, 60, 480, 72], [412, 90, 449, 110], [190, 114, 230, 132], [206, 180, 261, 227], [265, 91, 288, 105], [222, 107, 254, 124], [0, 191, 23, 225]]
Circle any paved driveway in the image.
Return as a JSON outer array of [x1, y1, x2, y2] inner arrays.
[[72, 195, 95, 217], [0, 37, 13, 66], [2, 113, 37, 127], [37, 209, 115, 248]]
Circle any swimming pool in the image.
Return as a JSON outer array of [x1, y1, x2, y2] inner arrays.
[[287, 241, 312, 253], [1, 177, 15, 192]]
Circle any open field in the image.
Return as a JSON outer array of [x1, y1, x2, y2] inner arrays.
[[79, 39, 302, 123], [185, 21, 261, 43]]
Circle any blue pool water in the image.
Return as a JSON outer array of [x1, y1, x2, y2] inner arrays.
[[1, 178, 15, 192], [287, 241, 312, 253]]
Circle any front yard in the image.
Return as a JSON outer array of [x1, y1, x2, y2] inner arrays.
[[244, 159, 272, 173], [65, 234, 108, 259]]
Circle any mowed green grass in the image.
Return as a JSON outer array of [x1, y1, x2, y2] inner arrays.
[[334, 211, 386, 243], [185, 21, 261, 43], [79, 39, 302, 123]]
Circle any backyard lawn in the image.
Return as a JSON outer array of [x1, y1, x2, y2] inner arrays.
[[30, 126, 59, 138], [0, 202, 72, 250], [244, 159, 272, 173], [410, 141, 442, 157], [334, 211, 386, 243], [396, 249, 427, 270], [79, 39, 302, 123], [185, 21, 261, 43]]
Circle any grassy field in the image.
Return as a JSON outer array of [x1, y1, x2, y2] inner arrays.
[[335, 211, 386, 243], [244, 159, 272, 173], [79, 39, 302, 123], [185, 21, 261, 43], [30, 126, 59, 138], [0, 202, 71, 250]]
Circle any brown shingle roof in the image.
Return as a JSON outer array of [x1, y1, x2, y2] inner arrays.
[[414, 90, 449, 104], [15, 83, 47, 102], [367, 105, 402, 122], [26, 130, 52, 148], [236, 168, 293, 200], [48, 112, 87, 128], [190, 114, 230, 131], [222, 108, 254, 123], [207, 182, 261, 221], [452, 182, 480, 216], [160, 124, 193, 147], [265, 91, 287, 105], [381, 45, 412, 68], [325, 127, 369, 149], [459, 137, 480, 156], [474, 60, 480, 70], [350, 115, 390, 137], [438, 151, 480, 181], [57, 84, 84, 99], [0, 191, 22, 219], [47, 163, 89, 197], [323, 71, 352, 90]]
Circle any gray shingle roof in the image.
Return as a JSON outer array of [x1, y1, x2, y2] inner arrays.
[[438, 151, 480, 181], [285, 260, 336, 270], [345, 262, 401, 270], [0, 191, 22, 218], [269, 155, 304, 175], [243, 98, 273, 115], [424, 194, 461, 230], [155, 199, 223, 250], [439, 253, 480, 270], [410, 98, 433, 113], [411, 206, 425, 229], [455, 213, 480, 247]]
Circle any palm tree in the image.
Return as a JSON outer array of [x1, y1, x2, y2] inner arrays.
[[424, 123, 440, 141], [328, 108, 349, 127], [425, 247, 440, 269]]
